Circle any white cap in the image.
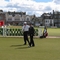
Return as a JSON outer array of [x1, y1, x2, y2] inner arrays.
[[24, 22, 27, 24]]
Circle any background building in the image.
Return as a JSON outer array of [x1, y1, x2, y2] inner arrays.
[[0, 10, 6, 26], [0, 10, 60, 27], [5, 11, 32, 26], [41, 10, 60, 27]]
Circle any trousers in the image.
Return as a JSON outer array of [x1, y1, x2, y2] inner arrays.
[[29, 35, 35, 46], [23, 31, 29, 44]]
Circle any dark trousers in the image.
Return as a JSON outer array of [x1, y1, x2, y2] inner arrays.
[[23, 31, 29, 44], [29, 35, 35, 46]]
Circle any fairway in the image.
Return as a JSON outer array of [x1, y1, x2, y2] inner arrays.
[[0, 37, 60, 60]]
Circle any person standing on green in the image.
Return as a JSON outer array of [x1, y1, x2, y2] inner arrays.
[[22, 22, 30, 45], [29, 23, 35, 47]]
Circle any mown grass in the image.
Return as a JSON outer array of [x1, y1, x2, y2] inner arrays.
[[0, 37, 60, 60], [6, 25, 22, 29], [46, 28, 60, 36]]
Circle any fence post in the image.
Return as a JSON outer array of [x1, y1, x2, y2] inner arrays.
[[38, 27, 42, 37], [2, 25, 7, 37]]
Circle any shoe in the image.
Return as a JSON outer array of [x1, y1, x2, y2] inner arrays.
[[29, 43, 31, 47], [32, 45, 35, 47], [32, 46, 35, 47], [28, 45, 31, 48], [23, 43, 26, 45]]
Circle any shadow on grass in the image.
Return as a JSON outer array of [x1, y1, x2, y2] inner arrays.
[[15, 46, 31, 49], [10, 44, 25, 47], [10, 44, 31, 49]]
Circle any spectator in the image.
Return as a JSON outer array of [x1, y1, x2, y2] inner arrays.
[[40, 26, 48, 38]]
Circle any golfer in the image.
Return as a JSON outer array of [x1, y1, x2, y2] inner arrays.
[[22, 22, 30, 45]]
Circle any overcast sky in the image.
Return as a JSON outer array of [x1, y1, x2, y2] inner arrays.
[[0, 0, 60, 17]]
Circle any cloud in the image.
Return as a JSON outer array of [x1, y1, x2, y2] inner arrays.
[[0, 0, 60, 16], [53, 0, 60, 4]]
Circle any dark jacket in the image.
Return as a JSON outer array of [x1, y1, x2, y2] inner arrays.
[[29, 26, 35, 36]]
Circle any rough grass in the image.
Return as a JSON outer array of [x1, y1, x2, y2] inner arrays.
[[0, 37, 60, 60]]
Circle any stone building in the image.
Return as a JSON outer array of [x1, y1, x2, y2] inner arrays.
[[41, 10, 60, 27], [5, 11, 32, 26], [1, 10, 60, 27], [52, 10, 60, 27], [41, 13, 54, 27]]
